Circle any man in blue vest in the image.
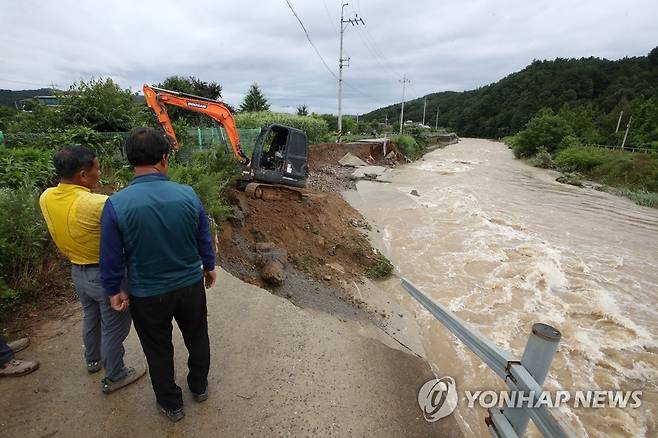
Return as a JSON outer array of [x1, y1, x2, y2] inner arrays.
[[100, 127, 216, 422]]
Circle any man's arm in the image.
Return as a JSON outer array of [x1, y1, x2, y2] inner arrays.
[[195, 199, 216, 288], [100, 200, 126, 296]]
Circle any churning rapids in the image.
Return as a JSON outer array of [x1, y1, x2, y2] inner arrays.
[[343, 138, 657, 437]]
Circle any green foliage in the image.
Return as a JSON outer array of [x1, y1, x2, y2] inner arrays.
[[554, 147, 658, 193], [169, 146, 241, 224], [553, 147, 609, 172], [366, 252, 394, 279], [60, 78, 138, 132], [0, 147, 56, 190], [513, 109, 574, 157], [0, 106, 18, 131], [603, 187, 658, 208], [527, 146, 554, 168], [392, 134, 423, 159], [156, 76, 223, 125], [234, 111, 328, 143], [5, 102, 64, 140], [318, 114, 338, 132], [240, 83, 270, 112], [0, 186, 51, 310], [296, 104, 308, 116]]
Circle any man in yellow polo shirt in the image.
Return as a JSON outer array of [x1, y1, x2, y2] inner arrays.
[[39, 145, 145, 393]]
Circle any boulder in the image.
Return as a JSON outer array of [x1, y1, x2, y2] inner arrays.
[[260, 261, 286, 286]]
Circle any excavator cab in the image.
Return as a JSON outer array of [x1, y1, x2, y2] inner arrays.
[[250, 124, 308, 188]]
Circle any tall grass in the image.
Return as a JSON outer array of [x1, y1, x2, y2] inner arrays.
[[235, 112, 329, 143]]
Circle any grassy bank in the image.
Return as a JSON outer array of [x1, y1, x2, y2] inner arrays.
[[505, 139, 658, 207], [504, 108, 658, 208]]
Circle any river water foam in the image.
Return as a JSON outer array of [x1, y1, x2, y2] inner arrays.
[[343, 138, 657, 437]]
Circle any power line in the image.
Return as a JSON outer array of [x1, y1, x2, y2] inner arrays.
[[322, 0, 340, 37], [283, 0, 338, 81], [0, 77, 61, 88], [282, 1, 384, 111]]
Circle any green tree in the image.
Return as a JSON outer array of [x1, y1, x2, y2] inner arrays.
[[296, 104, 308, 116], [240, 83, 270, 112], [60, 78, 136, 132], [158, 76, 222, 99], [514, 108, 574, 157], [157, 76, 223, 125]]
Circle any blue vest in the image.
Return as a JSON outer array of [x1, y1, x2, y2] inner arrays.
[[109, 173, 202, 297]]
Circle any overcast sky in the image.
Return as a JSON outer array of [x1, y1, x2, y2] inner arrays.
[[2, 0, 657, 114]]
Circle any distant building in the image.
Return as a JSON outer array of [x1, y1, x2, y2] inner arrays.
[[17, 95, 61, 110]]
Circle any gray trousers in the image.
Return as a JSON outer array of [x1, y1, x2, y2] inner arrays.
[[71, 265, 132, 381]]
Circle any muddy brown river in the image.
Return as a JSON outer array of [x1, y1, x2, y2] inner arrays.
[[344, 138, 657, 437]]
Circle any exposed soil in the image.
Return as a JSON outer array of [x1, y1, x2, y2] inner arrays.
[[217, 141, 399, 325], [218, 189, 387, 323]]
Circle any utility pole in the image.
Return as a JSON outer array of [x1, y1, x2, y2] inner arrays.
[[615, 111, 624, 133], [399, 75, 410, 135], [620, 115, 632, 150], [337, 3, 364, 143], [435, 106, 439, 130], [422, 97, 427, 126]]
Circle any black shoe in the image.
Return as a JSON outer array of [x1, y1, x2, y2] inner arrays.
[[191, 387, 209, 403], [157, 402, 185, 422], [87, 360, 101, 374]]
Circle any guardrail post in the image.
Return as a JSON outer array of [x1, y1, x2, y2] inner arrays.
[[504, 323, 561, 436]]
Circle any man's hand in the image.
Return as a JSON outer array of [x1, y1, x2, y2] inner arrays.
[[203, 269, 216, 289], [110, 291, 130, 312]]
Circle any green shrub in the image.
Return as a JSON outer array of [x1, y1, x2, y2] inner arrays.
[[393, 134, 423, 159], [235, 111, 329, 143], [604, 187, 658, 208], [527, 146, 554, 168], [555, 147, 658, 193], [169, 146, 241, 224], [0, 147, 56, 190], [366, 252, 394, 279], [513, 109, 574, 157], [0, 186, 51, 310], [553, 147, 608, 172]]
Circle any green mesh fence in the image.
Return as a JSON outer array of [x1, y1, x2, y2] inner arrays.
[[184, 127, 260, 157]]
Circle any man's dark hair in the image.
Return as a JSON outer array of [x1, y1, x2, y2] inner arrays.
[[125, 127, 170, 166], [53, 145, 97, 179]]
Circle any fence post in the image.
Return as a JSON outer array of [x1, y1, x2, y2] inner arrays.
[[197, 127, 202, 148], [503, 323, 561, 436]]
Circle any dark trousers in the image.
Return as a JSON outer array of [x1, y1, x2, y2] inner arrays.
[[0, 336, 14, 367], [130, 280, 210, 411]]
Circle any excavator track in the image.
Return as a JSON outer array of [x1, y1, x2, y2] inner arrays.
[[245, 182, 304, 201]]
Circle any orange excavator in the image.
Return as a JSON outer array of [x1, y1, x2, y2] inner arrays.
[[143, 84, 309, 199]]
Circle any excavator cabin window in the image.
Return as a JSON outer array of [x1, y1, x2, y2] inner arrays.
[[260, 126, 289, 172]]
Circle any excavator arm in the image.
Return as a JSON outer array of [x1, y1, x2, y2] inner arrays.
[[143, 84, 250, 165]]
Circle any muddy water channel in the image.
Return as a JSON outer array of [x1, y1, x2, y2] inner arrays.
[[344, 138, 657, 437]]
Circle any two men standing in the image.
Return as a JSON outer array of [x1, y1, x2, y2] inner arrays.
[[38, 127, 215, 422]]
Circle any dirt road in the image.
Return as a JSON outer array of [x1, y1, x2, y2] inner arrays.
[[0, 268, 461, 437]]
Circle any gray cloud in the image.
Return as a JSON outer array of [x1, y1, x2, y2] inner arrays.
[[2, 0, 657, 114]]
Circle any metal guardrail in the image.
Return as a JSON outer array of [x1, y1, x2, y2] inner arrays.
[[400, 278, 576, 438], [584, 143, 657, 154]]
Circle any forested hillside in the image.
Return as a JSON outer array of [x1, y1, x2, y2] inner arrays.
[[362, 47, 658, 147], [0, 88, 54, 108]]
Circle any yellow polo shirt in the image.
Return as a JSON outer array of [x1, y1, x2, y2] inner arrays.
[[39, 183, 108, 265]]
